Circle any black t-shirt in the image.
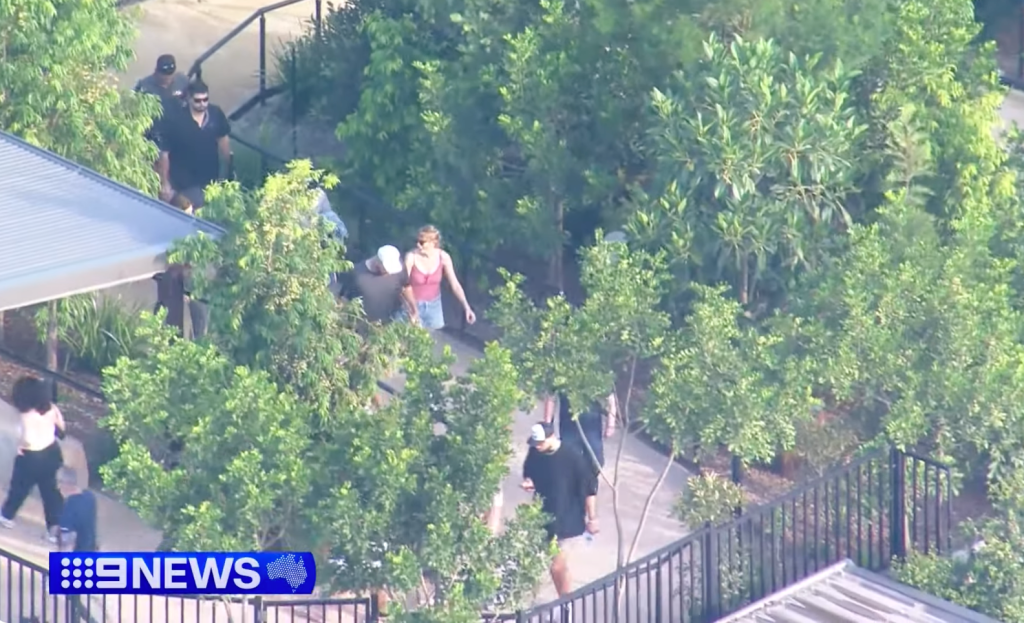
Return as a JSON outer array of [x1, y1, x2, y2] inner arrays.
[[558, 393, 606, 466], [159, 104, 230, 191], [523, 443, 597, 540], [342, 260, 408, 322]]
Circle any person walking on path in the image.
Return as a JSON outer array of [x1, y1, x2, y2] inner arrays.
[[340, 245, 419, 324], [155, 79, 231, 206], [135, 54, 189, 152], [52, 467, 97, 552], [0, 376, 65, 540], [544, 392, 618, 490], [522, 422, 599, 600], [135, 54, 189, 109], [54, 467, 100, 623], [396, 225, 476, 330]]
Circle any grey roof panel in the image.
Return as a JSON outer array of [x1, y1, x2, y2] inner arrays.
[[717, 559, 1003, 623], [0, 131, 224, 310]]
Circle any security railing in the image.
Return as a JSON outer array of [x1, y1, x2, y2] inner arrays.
[[509, 446, 952, 623], [0, 546, 376, 623], [0, 446, 951, 623], [187, 0, 323, 127]]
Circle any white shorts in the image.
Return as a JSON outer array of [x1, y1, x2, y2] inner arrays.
[[555, 534, 588, 557]]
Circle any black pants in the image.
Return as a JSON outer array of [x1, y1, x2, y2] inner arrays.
[[1, 442, 63, 528]]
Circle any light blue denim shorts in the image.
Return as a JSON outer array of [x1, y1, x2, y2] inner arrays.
[[395, 296, 444, 330]]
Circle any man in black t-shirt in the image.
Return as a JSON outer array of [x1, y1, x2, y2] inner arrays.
[[522, 421, 598, 598], [155, 80, 231, 207], [340, 245, 419, 324]]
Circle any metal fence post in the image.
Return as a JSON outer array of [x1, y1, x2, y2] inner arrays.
[[291, 49, 298, 158], [889, 447, 907, 561], [258, 12, 267, 104], [252, 596, 264, 623], [702, 522, 720, 620], [730, 454, 744, 518], [315, 0, 323, 38], [368, 592, 380, 622]]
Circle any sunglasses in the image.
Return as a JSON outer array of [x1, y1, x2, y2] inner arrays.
[[191, 97, 209, 104]]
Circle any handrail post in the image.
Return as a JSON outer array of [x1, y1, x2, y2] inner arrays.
[[889, 447, 907, 562], [259, 13, 267, 105], [315, 0, 323, 39], [253, 595, 264, 623], [702, 522, 720, 620]]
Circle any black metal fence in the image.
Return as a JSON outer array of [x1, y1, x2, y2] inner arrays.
[[0, 545, 376, 623], [0, 446, 951, 623], [508, 447, 952, 623], [187, 0, 322, 121]]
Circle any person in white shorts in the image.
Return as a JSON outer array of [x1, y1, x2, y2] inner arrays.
[[521, 422, 598, 597]]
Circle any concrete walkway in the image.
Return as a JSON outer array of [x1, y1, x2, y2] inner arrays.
[[121, 0, 318, 113]]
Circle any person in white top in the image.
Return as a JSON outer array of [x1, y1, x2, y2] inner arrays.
[[1, 376, 66, 537]]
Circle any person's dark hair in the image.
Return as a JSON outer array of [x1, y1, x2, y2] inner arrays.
[[187, 80, 209, 97], [11, 376, 53, 414]]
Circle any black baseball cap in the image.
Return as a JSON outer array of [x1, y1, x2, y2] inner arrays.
[[156, 54, 177, 75], [528, 422, 556, 447]]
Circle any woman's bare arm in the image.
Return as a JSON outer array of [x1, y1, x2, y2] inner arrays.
[[441, 252, 475, 322]]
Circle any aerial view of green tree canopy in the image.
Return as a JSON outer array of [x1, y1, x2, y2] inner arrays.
[[282, 0, 1024, 504], [101, 166, 551, 621], [0, 0, 162, 193]]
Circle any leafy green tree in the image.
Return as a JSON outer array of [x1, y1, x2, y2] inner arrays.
[[894, 500, 1024, 623], [492, 240, 679, 569], [170, 162, 405, 421], [0, 0, 161, 193], [101, 316, 315, 551], [630, 34, 866, 310], [647, 284, 816, 466], [104, 167, 551, 619], [780, 188, 1024, 492]]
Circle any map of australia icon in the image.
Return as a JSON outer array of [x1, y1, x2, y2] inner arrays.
[[266, 554, 308, 592]]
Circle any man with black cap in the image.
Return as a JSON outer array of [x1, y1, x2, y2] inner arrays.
[[522, 421, 599, 601], [135, 54, 189, 109]]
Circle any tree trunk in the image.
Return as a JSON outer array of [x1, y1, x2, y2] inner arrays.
[[739, 254, 750, 306], [46, 300, 59, 371], [549, 199, 565, 294]]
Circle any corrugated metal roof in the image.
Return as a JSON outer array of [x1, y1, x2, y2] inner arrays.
[[0, 131, 224, 311], [717, 559, 1002, 623]]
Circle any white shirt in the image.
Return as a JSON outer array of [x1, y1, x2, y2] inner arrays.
[[19, 407, 63, 452]]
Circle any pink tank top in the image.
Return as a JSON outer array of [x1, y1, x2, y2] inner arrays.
[[409, 256, 443, 301]]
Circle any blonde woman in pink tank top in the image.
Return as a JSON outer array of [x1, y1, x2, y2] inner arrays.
[[395, 225, 476, 330]]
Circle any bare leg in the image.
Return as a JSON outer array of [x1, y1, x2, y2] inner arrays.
[[486, 490, 503, 535], [550, 548, 572, 596]]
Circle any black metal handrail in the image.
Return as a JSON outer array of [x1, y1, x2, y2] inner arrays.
[[0, 446, 954, 622], [0, 343, 104, 402], [508, 446, 953, 623], [0, 544, 376, 623], [187, 0, 322, 82]]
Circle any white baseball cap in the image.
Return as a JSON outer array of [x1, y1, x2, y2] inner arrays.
[[376, 245, 403, 275]]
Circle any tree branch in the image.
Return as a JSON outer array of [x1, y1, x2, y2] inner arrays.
[[624, 444, 676, 565], [612, 355, 638, 569]]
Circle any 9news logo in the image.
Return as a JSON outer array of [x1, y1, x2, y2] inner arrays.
[[49, 552, 317, 596]]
